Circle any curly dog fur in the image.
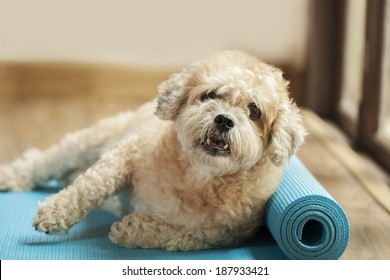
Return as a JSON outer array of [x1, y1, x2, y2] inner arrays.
[[0, 50, 306, 251]]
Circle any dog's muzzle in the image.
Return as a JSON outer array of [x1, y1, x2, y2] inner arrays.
[[199, 114, 235, 157]]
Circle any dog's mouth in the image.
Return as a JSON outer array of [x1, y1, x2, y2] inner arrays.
[[200, 134, 231, 157]]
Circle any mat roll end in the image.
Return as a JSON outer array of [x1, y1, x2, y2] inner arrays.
[[265, 156, 350, 260]]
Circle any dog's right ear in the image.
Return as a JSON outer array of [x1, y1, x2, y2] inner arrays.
[[155, 68, 190, 121]]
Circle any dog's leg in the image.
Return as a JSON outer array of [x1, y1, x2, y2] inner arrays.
[[0, 111, 134, 191], [33, 139, 134, 234], [109, 213, 229, 251]]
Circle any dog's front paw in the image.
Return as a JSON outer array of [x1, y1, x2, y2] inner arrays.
[[33, 204, 70, 235], [0, 165, 34, 192], [0, 149, 43, 192]]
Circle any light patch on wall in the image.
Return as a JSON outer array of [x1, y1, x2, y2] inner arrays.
[[0, 0, 308, 68]]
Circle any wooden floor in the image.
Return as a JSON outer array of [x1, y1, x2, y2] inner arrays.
[[1, 92, 390, 259]]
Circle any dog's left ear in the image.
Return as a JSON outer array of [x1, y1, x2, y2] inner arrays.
[[267, 98, 306, 167], [265, 70, 306, 167], [155, 68, 190, 121]]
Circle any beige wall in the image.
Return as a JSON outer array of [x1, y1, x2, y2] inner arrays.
[[0, 0, 309, 68]]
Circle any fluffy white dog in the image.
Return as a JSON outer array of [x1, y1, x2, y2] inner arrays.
[[0, 50, 305, 251]]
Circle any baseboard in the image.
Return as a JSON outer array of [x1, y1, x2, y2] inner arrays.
[[0, 61, 176, 102], [0, 61, 305, 106]]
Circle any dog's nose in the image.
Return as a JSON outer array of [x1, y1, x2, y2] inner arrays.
[[214, 114, 234, 132]]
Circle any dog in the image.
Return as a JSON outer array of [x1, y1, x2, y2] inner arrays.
[[0, 50, 305, 251]]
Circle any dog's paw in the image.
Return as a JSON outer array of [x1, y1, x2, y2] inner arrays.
[[109, 221, 132, 246], [109, 215, 145, 248], [109, 214, 167, 249], [0, 149, 42, 192], [33, 204, 70, 235], [0, 165, 34, 192]]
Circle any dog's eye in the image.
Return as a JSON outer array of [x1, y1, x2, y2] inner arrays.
[[200, 91, 217, 102], [248, 103, 261, 121]]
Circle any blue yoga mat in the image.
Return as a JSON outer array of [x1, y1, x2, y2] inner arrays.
[[0, 156, 349, 260], [265, 156, 350, 260]]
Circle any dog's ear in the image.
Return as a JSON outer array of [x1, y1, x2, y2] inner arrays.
[[265, 69, 306, 167], [267, 97, 306, 167], [155, 68, 190, 121]]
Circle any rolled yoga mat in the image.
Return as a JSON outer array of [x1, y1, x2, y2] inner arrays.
[[265, 156, 350, 260]]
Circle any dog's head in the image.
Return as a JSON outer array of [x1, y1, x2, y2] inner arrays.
[[155, 50, 306, 174]]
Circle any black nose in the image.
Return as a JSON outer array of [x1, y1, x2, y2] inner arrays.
[[214, 114, 234, 132]]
